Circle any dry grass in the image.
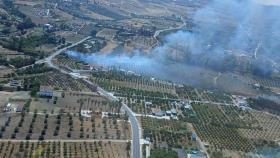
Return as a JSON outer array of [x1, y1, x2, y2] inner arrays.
[[100, 41, 118, 54]]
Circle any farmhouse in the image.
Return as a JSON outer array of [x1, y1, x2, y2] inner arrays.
[[37, 86, 53, 98], [171, 108, 177, 115], [184, 102, 192, 110], [3, 102, 24, 112], [16, 103, 24, 112], [151, 108, 164, 117], [9, 80, 23, 89], [170, 101, 178, 107], [166, 110, 172, 116], [43, 23, 54, 31], [144, 101, 152, 107], [81, 110, 92, 118]]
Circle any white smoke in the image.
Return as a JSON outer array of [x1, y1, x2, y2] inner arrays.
[[67, 0, 280, 83]]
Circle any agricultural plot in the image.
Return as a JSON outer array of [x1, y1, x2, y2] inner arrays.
[[53, 54, 89, 70], [0, 92, 15, 106], [86, 4, 127, 20], [0, 46, 25, 60], [0, 91, 29, 101], [0, 27, 62, 59], [146, 18, 183, 30], [118, 18, 147, 29], [100, 41, 118, 54], [31, 91, 121, 114], [126, 101, 147, 115], [0, 91, 30, 111], [198, 90, 232, 104], [0, 141, 130, 158], [249, 77, 280, 88], [125, 98, 167, 115], [80, 6, 112, 20], [176, 85, 232, 103], [62, 141, 130, 158], [192, 104, 255, 152], [125, 97, 185, 116], [213, 72, 258, 96], [149, 148, 178, 158], [219, 106, 257, 128], [17, 5, 53, 24], [92, 77, 176, 95], [140, 117, 197, 148], [55, 31, 86, 44], [91, 70, 176, 95], [239, 111, 280, 141], [96, 28, 118, 40], [109, 86, 177, 102], [124, 36, 157, 51], [28, 71, 93, 92], [91, 71, 177, 103], [72, 39, 106, 54], [247, 97, 280, 115], [0, 112, 130, 140], [176, 86, 200, 101]]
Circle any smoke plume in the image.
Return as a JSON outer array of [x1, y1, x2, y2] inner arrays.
[[169, 0, 280, 76], [67, 0, 280, 85]]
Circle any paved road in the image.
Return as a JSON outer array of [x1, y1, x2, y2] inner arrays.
[[42, 37, 142, 158], [17, 37, 91, 70], [121, 103, 141, 158], [80, 81, 142, 158], [45, 36, 91, 70], [96, 87, 142, 158]]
